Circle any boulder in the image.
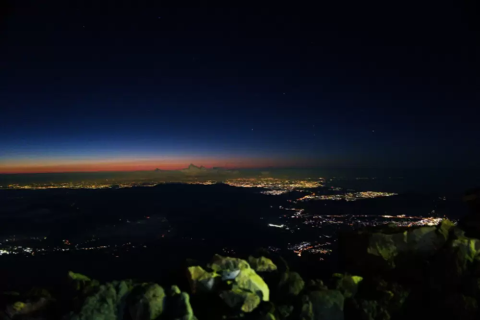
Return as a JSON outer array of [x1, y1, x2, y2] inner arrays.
[[166, 285, 196, 320], [219, 289, 261, 312], [69, 280, 130, 320], [339, 219, 455, 274], [355, 299, 390, 320], [13, 301, 25, 311], [375, 280, 409, 313], [450, 237, 480, 271], [210, 254, 250, 280], [187, 266, 220, 293], [348, 279, 408, 320], [4, 298, 51, 319], [235, 268, 270, 301], [366, 224, 449, 267], [331, 274, 363, 298], [438, 219, 456, 239], [430, 235, 480, 286], [309, 290, 344, 320], [366, 229, 404, 268], [68, 271, 100, 294], [128, 283, 165, 320], [249, 256, 278, 272], [259, 313, 276, 320], [278, 272, 305, 296], [277, 304, 294, 319], [171, 285, 181, 295], [68, 271, 91, 281], [298, 295, 313, 320], [306, 279, 328, 291]]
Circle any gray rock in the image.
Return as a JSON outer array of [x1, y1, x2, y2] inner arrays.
[[299, 295, 313, 320], [187, 266, 220, 293], [277, 304, 294, 319], [430, 235, 480, 286], [69, 281, 131, 320], [331, 274, 363, 298], [356, 300, 390, 320], [210, 254, 250, 280], [219, 289, 261, 312], [235, 268, 270, 301], [4, 297, 51, 319], [278, 272, 305, 296], [340, 219, 455, 273], [259, 313, 276, 320], [170, 285, 181, 296], [248, 256, 278, 272], [307, 279, 328, 291], [309, 290, 344, 320], [167, 286, 196, 320], [68, 271, 100, 294], [129, 283, 165, 320]]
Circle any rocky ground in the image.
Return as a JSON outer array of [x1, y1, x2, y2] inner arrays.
[[2, 219, 480, 319]]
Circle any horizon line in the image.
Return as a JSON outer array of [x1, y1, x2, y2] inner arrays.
[[0, 165, 292, 175], [0, 166, 474, 175]]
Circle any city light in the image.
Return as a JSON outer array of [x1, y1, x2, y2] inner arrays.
[[268, 224, 285, 228]]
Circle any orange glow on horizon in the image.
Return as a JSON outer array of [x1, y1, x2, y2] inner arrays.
[[0, 157, 298, 174]]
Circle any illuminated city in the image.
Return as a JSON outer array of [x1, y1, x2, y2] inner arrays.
[[1, 177, 323, 191], [0, 175, 452, 264], [269, 208, 448, 258], [224, 178, 325, 190], [296, 191, 398, 202]]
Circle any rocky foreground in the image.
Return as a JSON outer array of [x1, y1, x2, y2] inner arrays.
[[2, 219, 480, 319]]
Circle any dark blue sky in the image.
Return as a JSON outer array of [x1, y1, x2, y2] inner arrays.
[[0, 1, 478, 172]]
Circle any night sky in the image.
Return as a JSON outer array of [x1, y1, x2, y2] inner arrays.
[[0, 1, 478, 173]]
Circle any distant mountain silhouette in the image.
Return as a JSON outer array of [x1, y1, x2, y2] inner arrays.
[[181, 164, 208, 174], [148, 164, 237, 176]]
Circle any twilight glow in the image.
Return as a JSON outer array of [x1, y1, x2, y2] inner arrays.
[[0, 155, 304, 174]]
